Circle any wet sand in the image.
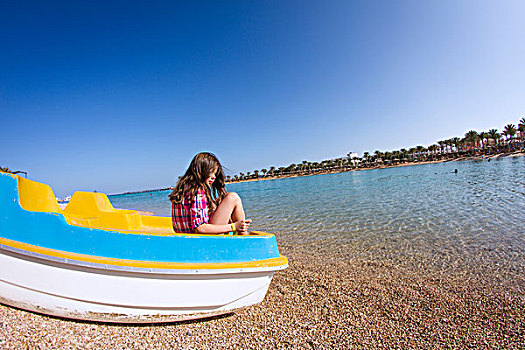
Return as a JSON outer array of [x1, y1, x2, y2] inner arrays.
[[1, 242, 523, 349]]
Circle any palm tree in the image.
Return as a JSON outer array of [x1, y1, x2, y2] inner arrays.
[[374, 150, 383, 164], [301, 161, 308, 174], [400, 148, 408, 163], [422, 146, 429, 160], [391, 150, 399, 164], [438, 141, 446, 156], [415, 146, 425, 161], [239, 172, 244, 180], [269, 166, 275, 176], [446, 139, 454, 155], [503, 124, 517, 150], [261, 168, 267, 177], [363, 152, 370, 166], [456, 139, 463, 154], [503, 124, 517, 140], [383, 151, 392, 164], [428, 144, 439, 160], [518, 118, 525, 141], [450, 137, 461, 155], [488, 129, 500, 148], [406, 147, 415, 162], [464, 130, 480, 154], [479, 131, 489, 150], [253, 170, 259, 179]]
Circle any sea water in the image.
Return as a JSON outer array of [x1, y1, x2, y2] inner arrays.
[[109, 156, 524, 274]]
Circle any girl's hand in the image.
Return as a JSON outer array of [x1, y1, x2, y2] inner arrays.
[[234, 219, 252, 235]]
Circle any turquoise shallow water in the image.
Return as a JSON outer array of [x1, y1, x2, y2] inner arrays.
[[109, 156, 524, 274]]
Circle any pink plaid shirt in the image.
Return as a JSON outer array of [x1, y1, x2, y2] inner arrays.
[[172, 188, 210, 233]]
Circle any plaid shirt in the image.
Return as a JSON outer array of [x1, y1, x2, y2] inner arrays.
[[172, 188, 210, 233]]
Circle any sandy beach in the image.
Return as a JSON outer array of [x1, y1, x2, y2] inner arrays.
[[1, 240, 523, 349]]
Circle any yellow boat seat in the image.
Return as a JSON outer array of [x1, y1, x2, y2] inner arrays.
[[18, 176, 63, 214], [63, 192, 141, 230], [16, 177, 173, 234], [64, 191, 136, 215], [16, 177, 96, 227], [63, 191, 173, 233]]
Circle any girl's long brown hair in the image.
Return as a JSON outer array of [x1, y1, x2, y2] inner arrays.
[[169, 152, 227, 212]]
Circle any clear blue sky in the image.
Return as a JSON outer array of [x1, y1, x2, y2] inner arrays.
[[1, 1, 524, 196]]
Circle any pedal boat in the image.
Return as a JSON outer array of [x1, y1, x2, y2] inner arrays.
[[0, 172, 288, 323]]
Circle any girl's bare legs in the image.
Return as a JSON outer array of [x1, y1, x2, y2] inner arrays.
[[209, 192, 245, 224]]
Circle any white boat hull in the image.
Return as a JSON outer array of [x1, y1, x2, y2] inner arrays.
[[0, 250, 276, 323]]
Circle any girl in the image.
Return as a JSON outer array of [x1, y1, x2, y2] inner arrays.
[[170, 152, 251, 235]]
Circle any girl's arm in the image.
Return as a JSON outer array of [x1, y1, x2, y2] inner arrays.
[[194, 223, 233, 234], [195, 219, 252, 235]]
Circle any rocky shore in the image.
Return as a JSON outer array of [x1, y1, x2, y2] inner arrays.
[[1, 241, 523, 349]]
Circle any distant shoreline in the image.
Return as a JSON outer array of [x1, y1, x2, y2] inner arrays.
[[110, 187, 172, 196], [227, 150, 525, 185]]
